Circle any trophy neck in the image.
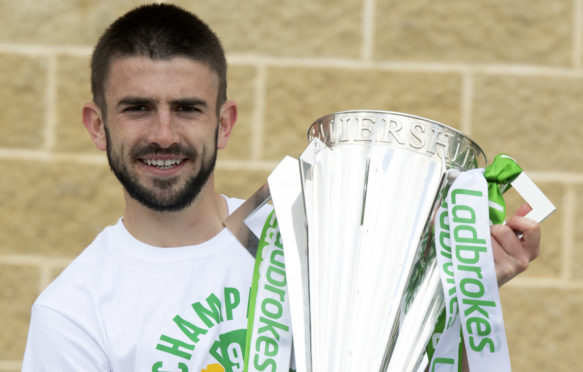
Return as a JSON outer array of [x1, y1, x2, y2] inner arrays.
[[307, 110, 486, 170]]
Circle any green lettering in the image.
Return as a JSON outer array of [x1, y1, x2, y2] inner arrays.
[[439, 209, 450, 230], [264, 227, 279, 246], [454, 224, 485, 245], [452, 205, 475, 224], [151, 361, 189, 372], [270, 249, 285, 268], [192, 293, 223, 328], [264, 283, 286, 302], [443, 262, 454, 277], [462, 298, 496, 318], [469, 335, 495, 353], [266, 265, 286, 287], [439, 236, 452, 259], [458, 264, 483, 280], [254, 354, 276, 371], [438, 211, 452, 258], [258, 316, 289, 341], [262, 297, 283, 319], [173, 315, 207, 343], [156, 335, 194, 360], [455, 244, 487, 264], [450, 188, 482, 204], [431, 357, 455, 372], [256, 335, 278, 357], [460, 277, 485, 298], [224, 287, 240, 321], [467, 316, 492, 337]]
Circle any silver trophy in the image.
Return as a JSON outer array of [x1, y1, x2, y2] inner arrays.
[[270, 110, 486, 372], [226, 110, 554, 372]]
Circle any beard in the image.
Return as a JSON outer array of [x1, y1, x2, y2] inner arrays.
[[104, 126, 218, 212]]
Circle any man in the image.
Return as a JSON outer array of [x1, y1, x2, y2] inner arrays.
[[22, 3, 540, 372], [23, 4, 261, 372]]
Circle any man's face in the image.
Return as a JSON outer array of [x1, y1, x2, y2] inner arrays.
[[101, 56, 222, 211]]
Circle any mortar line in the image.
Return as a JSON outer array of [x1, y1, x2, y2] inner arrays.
[[506, 277, 583, 290], [0, 361, 22, 371], [0, 43, 91, 55], [361, 0, 376, 61], [228, 56, 583, 77], [0, 149, 106, 164], [460, 70, 473, 135], [38, 264, 53, 293], [0, 254, 72, 266], [250, 64, 267, 161], [217, 159, 279, 171], [561, 185, 576, 280], [3, 44, 583, 78], [526, 171, 583, 183], [573, 0, 582, 68], [43, 54, 57, 151]]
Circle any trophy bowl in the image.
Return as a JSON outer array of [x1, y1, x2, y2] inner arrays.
[[294, 110, 486, 371]]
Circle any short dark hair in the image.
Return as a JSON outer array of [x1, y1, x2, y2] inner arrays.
[[91, 3, 227, 112]]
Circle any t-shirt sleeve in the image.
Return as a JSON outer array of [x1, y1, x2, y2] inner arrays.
[[22, 304, 109, 372]]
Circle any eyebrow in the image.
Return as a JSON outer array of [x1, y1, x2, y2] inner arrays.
[[172, 98, 209, 109], [115, 97, 156, 110], [115, 97, 209, 110]]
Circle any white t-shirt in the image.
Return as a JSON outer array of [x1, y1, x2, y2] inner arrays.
[[23, 197, 271, 372]]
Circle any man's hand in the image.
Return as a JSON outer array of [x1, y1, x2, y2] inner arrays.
[[491, 203, 541, 287]]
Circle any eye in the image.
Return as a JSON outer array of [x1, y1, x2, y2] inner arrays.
[[123, 105, 149, 112], [177, 104, 202, 113]]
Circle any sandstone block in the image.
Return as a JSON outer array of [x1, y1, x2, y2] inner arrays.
[[0, 160, 123, 257], [0, 54, 48, 148], [55, 55, 96, 153], [375, 0, 572, 66], [472, 74, 583, 172], [572, 185, 583, 279], [0, 0, 150, 45], [0, 265, 39, 360], [501, 286, 583, 371], [174, 0, 363, 58], [221, 65, 257, 160]]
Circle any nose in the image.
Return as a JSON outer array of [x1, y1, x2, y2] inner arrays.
[[146, 109, 179, 148]]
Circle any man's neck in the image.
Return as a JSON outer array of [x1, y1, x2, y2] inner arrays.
[[121, 186, 228, 248]]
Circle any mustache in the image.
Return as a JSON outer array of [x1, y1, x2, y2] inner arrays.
[[130, 143, 197, 159]]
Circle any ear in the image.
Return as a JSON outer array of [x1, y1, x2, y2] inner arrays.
[[82, 102, 107, 151], [217, 100, 237, 150]]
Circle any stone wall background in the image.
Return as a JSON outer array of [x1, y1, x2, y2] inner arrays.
[[1, 0, 581, 370]]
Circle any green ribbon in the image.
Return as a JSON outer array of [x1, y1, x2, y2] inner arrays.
[[484, 154, 523, 225]]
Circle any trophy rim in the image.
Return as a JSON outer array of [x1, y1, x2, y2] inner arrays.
[[307, 109, 487, 167]]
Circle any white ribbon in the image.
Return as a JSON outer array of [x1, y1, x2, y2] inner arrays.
[[431, 198, 461, 372], [244, 211, 293, 372], [432, 169, 511, 372]]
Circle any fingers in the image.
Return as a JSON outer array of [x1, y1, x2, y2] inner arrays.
[[491, 225, 529, 286], [514, 203, 533, 217], [491, 208, 541, 287], [506, 213, 541, 262]]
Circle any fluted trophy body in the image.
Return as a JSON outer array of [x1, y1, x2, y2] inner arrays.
[[296, 111, 486, 371]]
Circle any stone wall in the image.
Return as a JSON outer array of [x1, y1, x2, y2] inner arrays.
[[1, 0, 581, 370]]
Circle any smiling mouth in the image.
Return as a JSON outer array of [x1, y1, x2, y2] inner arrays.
[[142, 158, 184, 170]]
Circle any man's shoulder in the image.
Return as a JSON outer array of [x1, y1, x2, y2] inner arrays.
[[34, 221, 121, 312]]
